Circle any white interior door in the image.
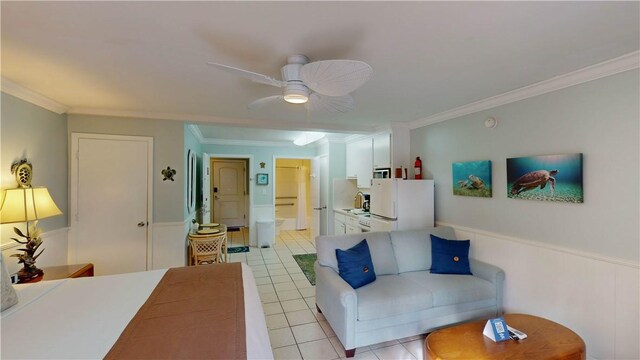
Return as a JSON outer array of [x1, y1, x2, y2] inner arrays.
[[202, 153, 211, 222], [72, 135, 152, 276], [311, 157, 320, 239], [319, 155, 329, 235], [212, 159, 246, 227]]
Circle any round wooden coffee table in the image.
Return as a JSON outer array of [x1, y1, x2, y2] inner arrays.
[[425, 314, 585, 360]]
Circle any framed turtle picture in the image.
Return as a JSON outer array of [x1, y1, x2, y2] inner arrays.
[[507, 153, 583, 203], [452, 160, 492, 197]]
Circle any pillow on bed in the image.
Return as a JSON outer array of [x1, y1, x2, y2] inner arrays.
[[1, 254, 18, 311], [430, 234, 472, 275], [335, 239, 376, 289]]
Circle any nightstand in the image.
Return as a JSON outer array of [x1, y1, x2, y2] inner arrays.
[[19, 263, 94, 283]]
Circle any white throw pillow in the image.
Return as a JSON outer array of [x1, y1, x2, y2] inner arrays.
[[1, 253, 18, 311]]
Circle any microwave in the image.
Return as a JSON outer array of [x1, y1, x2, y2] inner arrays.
[[373, 168, 391, 179]]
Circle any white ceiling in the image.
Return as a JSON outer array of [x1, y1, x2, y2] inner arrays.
[[1, 2, 638, 142]]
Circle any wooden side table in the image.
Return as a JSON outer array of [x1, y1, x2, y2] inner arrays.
[[19, 263, 94, 283], [425, 313, 586, 360]]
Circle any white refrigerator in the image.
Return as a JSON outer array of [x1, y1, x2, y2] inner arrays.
[[369, 179, 434, 231]]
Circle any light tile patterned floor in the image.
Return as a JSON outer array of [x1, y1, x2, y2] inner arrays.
[[228, 229, 426, 360]]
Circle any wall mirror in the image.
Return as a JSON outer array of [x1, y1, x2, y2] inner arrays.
[[187, 150, 196, 214]]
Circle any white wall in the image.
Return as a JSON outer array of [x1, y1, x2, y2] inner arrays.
[[410, 69, 639, 359], [1, 93, 69, 273], [448, 223, 638, 360]]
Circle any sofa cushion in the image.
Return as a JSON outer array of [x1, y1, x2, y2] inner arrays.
[[316, 232, 399, 275], [400, 271, 496, 307], [356, 274, 433, 321], [336, 239, 376, 289], [390, 226, 457, 273], [430, 235, 472, 275]]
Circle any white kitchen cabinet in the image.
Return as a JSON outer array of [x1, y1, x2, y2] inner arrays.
[[373, 132, 391, 169], [334, 212, 346, 235], [346, 224, 359, 234], [346, 137, 372, 188], [346, 214, 362, 234]]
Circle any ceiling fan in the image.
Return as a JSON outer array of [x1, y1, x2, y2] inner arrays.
[[207, 55, 372, 113]]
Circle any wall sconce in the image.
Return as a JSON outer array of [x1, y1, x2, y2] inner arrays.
[[0, 160, 62, 282]]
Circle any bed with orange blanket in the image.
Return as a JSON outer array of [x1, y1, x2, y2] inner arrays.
[[1, 263, 272, 359]]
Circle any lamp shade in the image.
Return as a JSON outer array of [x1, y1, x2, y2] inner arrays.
[[0, 187, 62, 224]]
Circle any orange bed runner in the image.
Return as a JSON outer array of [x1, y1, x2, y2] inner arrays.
[[105, 263, 246, 360]]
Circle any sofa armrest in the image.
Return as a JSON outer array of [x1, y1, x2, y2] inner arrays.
[[314, 261, 358, 349], [470, 258, 505, 314]]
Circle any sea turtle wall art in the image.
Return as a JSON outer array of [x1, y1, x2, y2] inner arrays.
[[452, 160, 492, 197], [507, 153, 583, 203]]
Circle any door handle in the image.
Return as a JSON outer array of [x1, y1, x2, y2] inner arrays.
[[137, 222, 146, 227], [313, 207, 322, 210]]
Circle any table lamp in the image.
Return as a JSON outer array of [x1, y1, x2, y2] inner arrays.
[[0, 160, 62, 282]]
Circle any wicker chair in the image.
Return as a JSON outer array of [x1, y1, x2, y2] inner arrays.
[[188, 233, 226, 266]]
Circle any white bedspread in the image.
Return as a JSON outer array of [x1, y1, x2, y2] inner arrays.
[[1, 263, 272, 360]]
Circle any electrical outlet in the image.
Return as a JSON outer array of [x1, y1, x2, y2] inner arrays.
[[261, 188, 267, 195]]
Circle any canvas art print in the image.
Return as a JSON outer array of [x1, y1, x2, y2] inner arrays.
[[507, 153, 583, 203], [452, 160, 492, 197]]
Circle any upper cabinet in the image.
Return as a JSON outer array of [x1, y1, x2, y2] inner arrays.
[[346, 137, 372, 188], [372, 132, 391, 169], [345, 127, 410, 186]]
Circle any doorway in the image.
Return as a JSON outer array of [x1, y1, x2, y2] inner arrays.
[[274, 158, 316, 239], [210, 158, 247, 227], [204, 156, 251, 246], [70, 133, 153, 276]]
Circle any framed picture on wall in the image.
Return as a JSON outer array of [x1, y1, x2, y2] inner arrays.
[[452, 160, 492, 197], [507, 153, 583, 203], [257, 173, 268, 185], [187, 150, 196, 213]]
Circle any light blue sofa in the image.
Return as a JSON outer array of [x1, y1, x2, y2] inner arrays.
[[314, 226, 505, 358]]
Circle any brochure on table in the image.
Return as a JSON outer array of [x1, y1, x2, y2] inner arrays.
[[483, 317, 509, 342]]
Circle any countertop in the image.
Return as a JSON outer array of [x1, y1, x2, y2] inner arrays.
[[334, 208, 370, 217]]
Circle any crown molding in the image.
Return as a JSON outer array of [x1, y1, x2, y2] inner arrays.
[[68, 107, 376, 133], [344, 133, 371, 143], [1, 77, 70, 114], [187, 124, 205, 143], [410, 50, 640, 129]]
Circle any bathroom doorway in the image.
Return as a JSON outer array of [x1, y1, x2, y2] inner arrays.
[[274, 158, 314, 238]]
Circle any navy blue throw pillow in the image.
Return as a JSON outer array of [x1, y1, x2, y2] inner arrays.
[[335, 239, 376, 289], [430, 235, 472, 275]]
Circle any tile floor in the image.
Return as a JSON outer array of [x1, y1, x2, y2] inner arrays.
[[227, 229, 426, 360]]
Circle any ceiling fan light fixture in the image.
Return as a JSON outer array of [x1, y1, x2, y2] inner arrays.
[[283, 83, 309, 104], [283, 94, 308, 104]]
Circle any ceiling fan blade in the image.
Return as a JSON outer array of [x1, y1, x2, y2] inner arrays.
[[300, 60, 373, 96], [207, 62, 285, 88], [305, 93, 354, 113], [248, 95, 284, 110]]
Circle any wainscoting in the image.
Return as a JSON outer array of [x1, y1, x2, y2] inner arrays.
[[1, 227, 69, 275], [440, 221, 639, 360], [151, 220, 189, 269]]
